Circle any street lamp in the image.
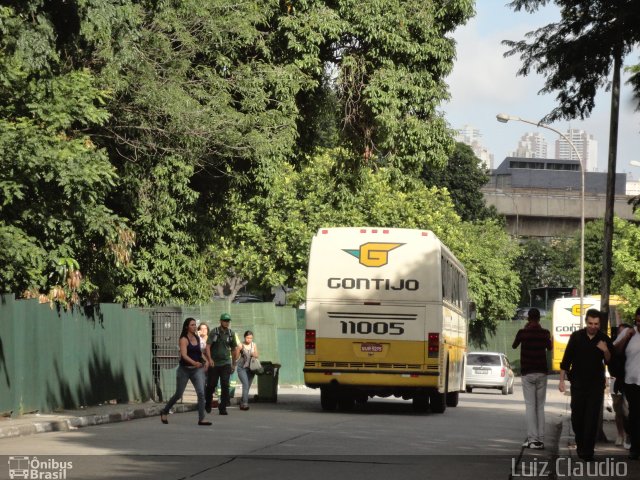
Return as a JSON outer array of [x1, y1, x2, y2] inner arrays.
[[496, 113, 586, 326]]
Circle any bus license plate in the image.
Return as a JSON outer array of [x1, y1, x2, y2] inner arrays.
[[361, 343, 383, 353]]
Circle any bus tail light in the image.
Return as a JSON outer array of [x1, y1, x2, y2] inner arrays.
[[428, 332, 439, 358], [305, 329, 316, 355], [501, 367, 506, 377]]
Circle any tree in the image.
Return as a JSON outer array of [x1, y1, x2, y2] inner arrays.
[[514, 238, 578, 306], [422, 142, 497, 222], [0, 4, 129, 304], [211, 148, 520, 344], [286, 0, 475, 175], [503, 0, 640, 324]]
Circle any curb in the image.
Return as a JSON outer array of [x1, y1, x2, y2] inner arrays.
[[0, 403, 197, 440]]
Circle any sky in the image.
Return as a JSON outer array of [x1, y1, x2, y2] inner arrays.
[[443, 1, 640, 178]]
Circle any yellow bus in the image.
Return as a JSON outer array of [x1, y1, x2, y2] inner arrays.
[[551, 295, 625, 371], [303, 227, 470, 413]]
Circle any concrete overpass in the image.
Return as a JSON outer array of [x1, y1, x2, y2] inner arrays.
[[482, 187, 637, 238]]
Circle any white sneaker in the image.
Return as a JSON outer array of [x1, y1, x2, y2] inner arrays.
[[530, 442, 544, 450], [624, 439, 632, 450], [615, 436, 624, 446], [522, 441, 532, 448]]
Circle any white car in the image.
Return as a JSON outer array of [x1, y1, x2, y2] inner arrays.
[[465, 352, 514, 395]]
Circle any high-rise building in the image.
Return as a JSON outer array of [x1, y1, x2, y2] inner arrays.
[[555, 129, 598, 171], [511, 132, 548, 158], [455, 125, 494, 169]]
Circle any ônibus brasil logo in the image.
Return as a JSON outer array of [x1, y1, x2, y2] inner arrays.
[[343, 242, 404, 267], [8, 456, 73, 479]]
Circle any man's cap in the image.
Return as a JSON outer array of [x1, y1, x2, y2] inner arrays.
[[220, 313, 231, 321]]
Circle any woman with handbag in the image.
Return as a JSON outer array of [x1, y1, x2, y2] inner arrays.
[[237, 330, 260, 411]]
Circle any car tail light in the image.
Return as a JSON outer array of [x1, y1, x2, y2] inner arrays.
[[428, 332, 439, 358], [305, 329, 316, 355], [501, 367, 506, 377]]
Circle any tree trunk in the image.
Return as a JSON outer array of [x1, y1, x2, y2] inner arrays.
[[598, 48, 622, 443], [600, 50, 621, 333]]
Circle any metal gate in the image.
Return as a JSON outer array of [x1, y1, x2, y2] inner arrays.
[[151, 308, 183, 402]]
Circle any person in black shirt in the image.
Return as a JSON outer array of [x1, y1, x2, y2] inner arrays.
[[559, 308, 613, 461]]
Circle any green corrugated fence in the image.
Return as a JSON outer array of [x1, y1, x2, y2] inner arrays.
[[155, 301, 305, 389], [0, 295, 152, 417]]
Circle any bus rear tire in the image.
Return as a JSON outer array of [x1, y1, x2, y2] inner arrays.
[[412, 392, 429, 412], [337, 392, 355, 411], [429, 390, 446, 414], [465, 386, 472, 393], [320, 387, 338, 411], [446, 391, 459, 407]]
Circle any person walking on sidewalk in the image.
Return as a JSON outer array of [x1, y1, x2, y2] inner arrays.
[[198, 322, 209, 353], [614, 308, 640, 460], [559, 308, 613, 461], [160, 318, 211, 426], [237, 330, 260, 411], [204, 313, 239, 415], [512, 307, 552, 450]]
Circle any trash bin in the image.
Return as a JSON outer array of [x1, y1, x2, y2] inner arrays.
[[255, 362, 281, 402]]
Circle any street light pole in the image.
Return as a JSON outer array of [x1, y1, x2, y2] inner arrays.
[[496, 113, 586, 326]]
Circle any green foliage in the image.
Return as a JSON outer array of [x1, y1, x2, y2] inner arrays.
[[323, 0, 475, 174], [504, 0, 640, 122], [423, 142, 496, 222], [514, 238, 578, 306], [212, 148, 520, 344], [446, 221, 521, 345], [1, 0, 519, 346], [0, 4, 124, 298]]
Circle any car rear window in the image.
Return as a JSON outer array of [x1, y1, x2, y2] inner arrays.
[[467, 354, 501, 366]]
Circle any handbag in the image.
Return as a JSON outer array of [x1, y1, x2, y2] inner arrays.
[[249, 356, 263, 374]]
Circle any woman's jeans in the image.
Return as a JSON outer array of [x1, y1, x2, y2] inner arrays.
[[237, 367, 255, 406], [162, 365, 206, 421]]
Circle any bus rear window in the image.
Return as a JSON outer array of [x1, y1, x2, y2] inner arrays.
[[467, 354, 501, 366]]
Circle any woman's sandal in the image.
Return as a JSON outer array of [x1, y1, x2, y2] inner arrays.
[[160, 413, 168, 424], [198, 420, 212, 426]]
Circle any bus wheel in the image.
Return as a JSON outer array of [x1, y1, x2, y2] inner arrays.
[[429, 390, 446, 414], [412, 392, 429, 412], [355, 394, 368, 405], [501, 384, 509, 395], [446, 391, 459, 407], [337, 392, 355, 411], [465, 386, 472, 393], [320, 387, 338, 411]]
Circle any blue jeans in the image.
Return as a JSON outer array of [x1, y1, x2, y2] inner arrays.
[[162, 365, 206, 421], [237, 366, 255, 406]]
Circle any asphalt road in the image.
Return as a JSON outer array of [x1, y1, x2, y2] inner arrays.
[[0, 379, 570, 480]]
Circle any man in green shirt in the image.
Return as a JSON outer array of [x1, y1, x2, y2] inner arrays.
[[204, 313, 239, 415]]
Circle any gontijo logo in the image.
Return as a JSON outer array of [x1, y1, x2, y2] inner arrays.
[[343, 243, 404, 267], [567, 303, 593, 316]]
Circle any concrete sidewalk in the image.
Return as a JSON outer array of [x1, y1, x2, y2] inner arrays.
[[0, 382, 304, 440], [0, 401, 196, 439], [552, 390, 639, 479]]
